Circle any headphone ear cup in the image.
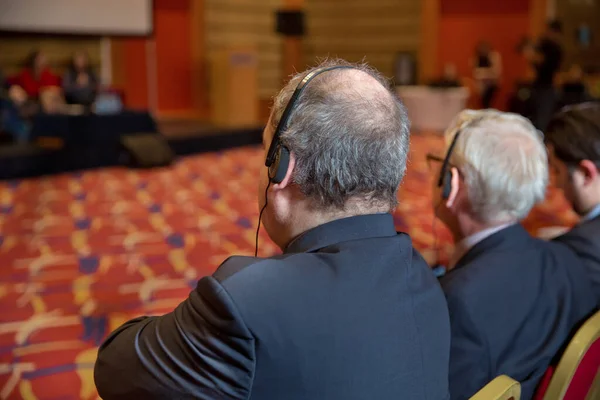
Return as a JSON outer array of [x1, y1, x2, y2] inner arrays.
[[269, 146, 290, 184], [442, 170, 452, 199]]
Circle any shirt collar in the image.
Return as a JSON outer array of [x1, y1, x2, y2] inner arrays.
[[581, 204, 600, 224], [284, 213, 398, 254], [449, 223, 515, 269]]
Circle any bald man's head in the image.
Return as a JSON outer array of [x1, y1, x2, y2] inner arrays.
[[268, 59, 410, 211]]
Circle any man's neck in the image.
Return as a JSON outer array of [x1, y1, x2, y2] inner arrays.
[[279, 202, 389, 250], [454, 214, 516, 243], [578, 186, 600, 218]]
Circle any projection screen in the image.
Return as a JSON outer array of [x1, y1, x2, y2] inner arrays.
[[0, 0, 153, 36]]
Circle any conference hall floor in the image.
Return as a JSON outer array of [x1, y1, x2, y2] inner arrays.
[[0, 133, 577, 399]]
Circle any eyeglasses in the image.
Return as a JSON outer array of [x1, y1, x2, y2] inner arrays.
[[426, 153, 446, 171], [426, 153, 462, 177]]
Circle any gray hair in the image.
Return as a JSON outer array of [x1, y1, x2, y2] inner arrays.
[[270, 59, 410, 211], [445, 109, 548, 223]]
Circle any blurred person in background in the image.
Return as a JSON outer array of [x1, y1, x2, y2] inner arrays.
[[471, 41, 502, 109], [63, 51, 98, 107], [0, 86, 33, 143], [546, 103, 600, 305], [94, 59, 451, 400], [9, 49, 60, 99], [523, 20, 564, 130], [428, 109, 596, 399], [0, 68, 36, 143]]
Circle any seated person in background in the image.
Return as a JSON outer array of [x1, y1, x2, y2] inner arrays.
[[0, 68, 37, 143], [546, 103, 600, 304], [94, 59, 451, 400], [430, 64, 462, 88], [429, 109, 596, 400], [62, 51, 98, 107], [1, 85, 34, 143], [9, 50, 60, 99]]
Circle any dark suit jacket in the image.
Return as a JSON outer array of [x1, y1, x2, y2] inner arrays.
[[94, 213, 451, 400], [555, 215, 600, 306], [440, 224, 596, 400]]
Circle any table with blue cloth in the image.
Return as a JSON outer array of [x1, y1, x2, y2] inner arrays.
[[31, 110, 158, 170]]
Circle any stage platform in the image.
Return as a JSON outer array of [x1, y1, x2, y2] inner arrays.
[[0, 119, 264, 180], [159, 119, 263, 156]]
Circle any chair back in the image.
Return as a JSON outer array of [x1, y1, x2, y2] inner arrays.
[[542, 310, 600, 400], [470, 375, 521, 400]]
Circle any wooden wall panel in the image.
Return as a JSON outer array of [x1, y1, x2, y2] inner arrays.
[[304, 0, 421, 78], [205, 0, 283, 99], [0, 36, 101, 77], [556, 0, 600, 71]]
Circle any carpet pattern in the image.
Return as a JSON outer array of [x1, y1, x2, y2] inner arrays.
[[0, 134, 577, 399]]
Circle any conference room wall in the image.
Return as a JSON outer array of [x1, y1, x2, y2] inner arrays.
[[304, 0, 421, 81], [437, 0, 533, 109], [205, 0, 283, 100], [114, 0, 282, 119], [555, 0, 600, 72], [0, 35, 102, 77], [111, 0, 198, 117]]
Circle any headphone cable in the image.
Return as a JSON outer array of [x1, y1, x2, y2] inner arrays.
[[255, 180, 271, 257]]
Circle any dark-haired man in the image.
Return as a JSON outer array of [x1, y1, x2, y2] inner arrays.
[[546, 103, 600, 304]]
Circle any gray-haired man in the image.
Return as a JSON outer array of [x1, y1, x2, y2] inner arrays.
[[94, 59, 451, 400], [428, 109, 595, 399]]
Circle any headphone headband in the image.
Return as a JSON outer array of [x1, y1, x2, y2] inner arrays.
[[265, 65, 355, 167]]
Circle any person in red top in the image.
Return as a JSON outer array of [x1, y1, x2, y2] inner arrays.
[[9, 50, 60, 99]]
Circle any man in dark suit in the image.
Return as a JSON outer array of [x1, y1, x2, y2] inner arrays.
[[546, 103, 600, 305], [427, 110, 596, 399], [94, 60, 451, 400], [523, 20, 564, 130]]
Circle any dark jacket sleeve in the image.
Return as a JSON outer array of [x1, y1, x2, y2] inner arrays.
[[446, 293, 491, 400], [94, 276, 255, 400]]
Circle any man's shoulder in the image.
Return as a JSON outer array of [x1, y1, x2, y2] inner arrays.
[[213, 255, 287, 283], [441, 237, 557, 293], [556, 218, 600, 244], [213, 252, 330, 285], [440, 262, 485, 300]]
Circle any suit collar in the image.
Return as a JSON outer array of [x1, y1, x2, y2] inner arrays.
[[453, 224, 531, 269], [449, 223, 514, 269], [581, 204, 600, 224], [284, 213, 398, 254]]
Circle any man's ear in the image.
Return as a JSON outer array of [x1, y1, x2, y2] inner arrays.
[[273, 151, 296, 190], [445, 167, 461, 208], [579, 159, 599, 185]]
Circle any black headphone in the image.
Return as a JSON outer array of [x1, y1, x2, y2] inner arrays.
[[255, 65, 355, 256], [265, 65, 355, 183], [438, 128, 463, 199]]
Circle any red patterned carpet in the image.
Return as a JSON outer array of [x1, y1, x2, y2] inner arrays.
[[0, 134, 577, 399]]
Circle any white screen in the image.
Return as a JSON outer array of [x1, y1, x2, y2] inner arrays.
[[0, 0, 153, 36]]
